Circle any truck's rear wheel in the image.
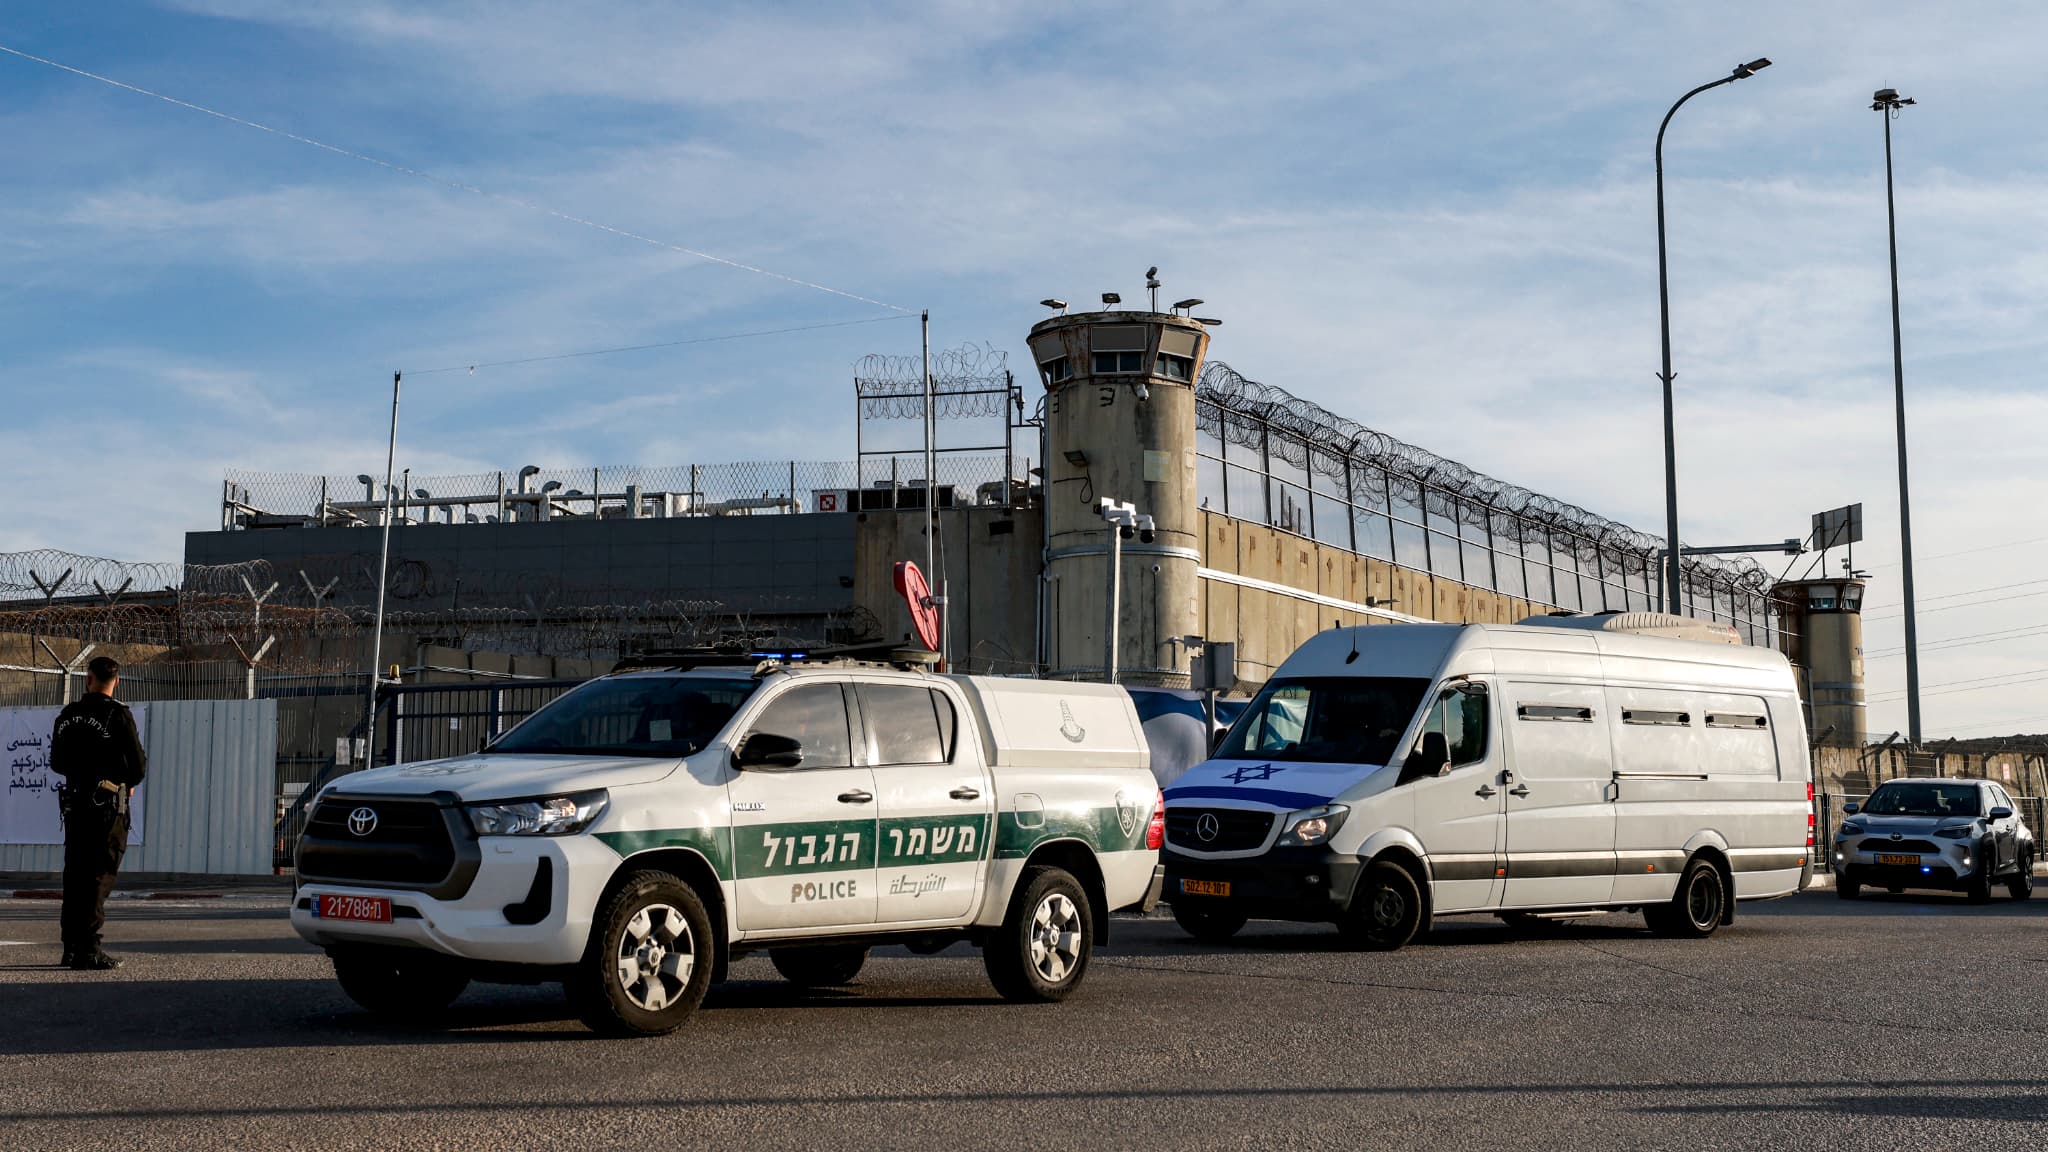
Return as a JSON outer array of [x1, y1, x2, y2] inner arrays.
[[569, 869, 714, 1037], [771, 944, 869, 987], [330, 947, 469, 1017], [1171, 899, 1247, 944], [984, 865, 1092, 1002], [1645, 858, 1725, 938], [1337, 861, 1422, 951]]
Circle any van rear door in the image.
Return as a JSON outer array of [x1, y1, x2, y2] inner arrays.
[[1500, 682, 1615, 907]]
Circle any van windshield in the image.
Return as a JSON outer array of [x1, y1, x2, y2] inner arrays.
[[1862, 781, 1981, 818], [491, 676, 758, 758], [1214, 676, 1431, 764]]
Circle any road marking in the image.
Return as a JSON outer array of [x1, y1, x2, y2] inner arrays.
[[0, 941, 37, 947]]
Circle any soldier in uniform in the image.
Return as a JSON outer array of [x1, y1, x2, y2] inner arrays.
[[50, 656, 146, 971]]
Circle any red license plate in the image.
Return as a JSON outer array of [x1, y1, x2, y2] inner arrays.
[[315, 894, 392, 923]]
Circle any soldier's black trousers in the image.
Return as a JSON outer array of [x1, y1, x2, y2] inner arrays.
[[61, 801, 129, 952]]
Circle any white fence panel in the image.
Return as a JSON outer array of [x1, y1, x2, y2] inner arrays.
[[0, 699, 276, 876]]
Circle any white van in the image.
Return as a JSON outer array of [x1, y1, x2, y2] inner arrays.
[[292, 660, 1163, 1035], [1162, 616, 1813, 949]]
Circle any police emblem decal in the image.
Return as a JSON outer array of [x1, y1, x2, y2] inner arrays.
[[1114, 790, 1141, 837], [347, 807, 379, 837], [1057, 700, 1086, 744]]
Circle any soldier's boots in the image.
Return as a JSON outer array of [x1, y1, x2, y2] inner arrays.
[[62, 946, 122, 971]]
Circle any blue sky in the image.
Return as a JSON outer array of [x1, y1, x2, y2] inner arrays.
[[3, 1, 2047, 738]]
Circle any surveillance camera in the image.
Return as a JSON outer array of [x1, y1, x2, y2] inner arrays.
[[1120, 525, 1134, 540], [1135, 381, 1150, 401], [1139, 528, 1156, 545]]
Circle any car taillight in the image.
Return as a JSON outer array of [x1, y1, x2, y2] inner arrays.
[[1806, 782, 1816, 848], [1146, 790, 1165, 851]]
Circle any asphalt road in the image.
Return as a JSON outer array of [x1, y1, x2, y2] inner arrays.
[[2, 889, 2045, 1150]]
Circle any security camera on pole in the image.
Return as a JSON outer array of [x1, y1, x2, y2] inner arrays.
[[1097, 498, 1153, 684]]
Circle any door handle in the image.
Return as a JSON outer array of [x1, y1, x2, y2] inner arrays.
[[1474, 784, 1497, 798], [1508, 784, 1531, 798], [949, 786, 982, 801], [837, 790, 873, 804]]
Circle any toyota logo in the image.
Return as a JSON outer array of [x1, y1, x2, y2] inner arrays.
[[1890, 832, 1903, 841], [347, 807, 379, 837], [1196, 813, 1221, 843]]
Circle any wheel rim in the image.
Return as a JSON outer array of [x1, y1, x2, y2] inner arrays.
[[1029, 892, 1083, 985], [616, 902, 694, 1012], [1687, 872, 1721, 928], [1370, 885, 1407, 930]]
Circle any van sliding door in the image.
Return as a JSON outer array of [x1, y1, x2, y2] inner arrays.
[[1500, 683, 1615, 908]]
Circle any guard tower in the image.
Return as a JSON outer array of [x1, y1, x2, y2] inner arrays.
[[1774, 577, 1867, 746], [1028, 295, 1213, 684]]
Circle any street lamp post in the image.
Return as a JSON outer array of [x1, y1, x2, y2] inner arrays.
[[1874, 87, 1922, 745], [1654, 57, 1772, 615]]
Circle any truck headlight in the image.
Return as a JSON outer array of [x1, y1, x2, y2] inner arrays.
[[1837, 823, 1866, 839], [1276, 805, 1349, 847], [467, 790, 609, 836]]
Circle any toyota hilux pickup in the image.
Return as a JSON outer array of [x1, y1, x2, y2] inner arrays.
[[293, 659, 1164, 1036]]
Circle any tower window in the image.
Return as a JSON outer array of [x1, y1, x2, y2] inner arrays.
[[1040, 357, 1072, 385], [1155, 354, 1193, 380], [1092, 351, 1143, 374]]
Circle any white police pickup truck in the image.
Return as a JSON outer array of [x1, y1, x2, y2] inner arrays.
[[292, 660, 1165, 1036]]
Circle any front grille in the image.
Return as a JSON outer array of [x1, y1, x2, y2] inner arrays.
[[1166, 807, 1275, 853], [1863, 838, 1940, 854], [299, 796, 459, 887]]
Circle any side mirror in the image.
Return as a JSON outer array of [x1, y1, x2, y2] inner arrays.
[[734, 732, 804, 770], [1400, 731, 1451, 785], [1841, 802, 1860, 815], [1991, 806, 2015, 821]]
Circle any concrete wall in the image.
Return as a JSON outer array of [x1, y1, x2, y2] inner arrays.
[[853, 505, 1042, 675], [1198, 511, 1543, 690], [185, 513, 859, 617]]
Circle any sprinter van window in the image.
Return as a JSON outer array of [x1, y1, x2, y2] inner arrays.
[[1215, 676, 1430, 765], [1400, 684, 1488, 784]]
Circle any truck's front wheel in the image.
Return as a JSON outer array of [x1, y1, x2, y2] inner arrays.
[[330, 947, 470, 1017], [984, 865, 1093, 1003], [569, 869, 715, 1037]]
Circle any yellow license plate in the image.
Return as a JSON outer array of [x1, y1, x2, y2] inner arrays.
[[1876, 853, 1919, 866], [1180, 878, 1232, 898]]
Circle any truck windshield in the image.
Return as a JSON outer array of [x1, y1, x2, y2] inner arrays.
[[1862, 781, 1981, 818], [1214, 676, 1431, 764], [491, 676, 758, 759]]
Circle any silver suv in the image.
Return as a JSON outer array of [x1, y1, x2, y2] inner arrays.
[[1833, 778, 2035, 903]]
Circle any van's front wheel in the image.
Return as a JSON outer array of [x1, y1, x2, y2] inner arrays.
[[1645, 859, 1725, 938], [1337, 861, 1422, 951]]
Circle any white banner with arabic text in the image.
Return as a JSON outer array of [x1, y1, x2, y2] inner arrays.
[[1, 705, 148, 845]]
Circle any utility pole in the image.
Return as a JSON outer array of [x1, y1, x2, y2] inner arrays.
[[1654, 57, 1772, 614], [1875, 87, 1922, 744], [364, 371, 400, 767]]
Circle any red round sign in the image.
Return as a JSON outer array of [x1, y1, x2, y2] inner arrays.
[[893, 561, 941, 651]]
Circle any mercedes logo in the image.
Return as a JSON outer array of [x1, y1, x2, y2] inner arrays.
[[347, 807, 379, 837], [1196, 812, 1220, 843]]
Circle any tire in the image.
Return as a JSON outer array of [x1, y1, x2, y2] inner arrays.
[[1645, 858, 1725, 939], [770, 944, 869, 987], [1834, 869, 1860, 900], [568, 869, 715, 1037], [2011, 857, 2035, 902], [1968, 844, 1996, 904], [1171, 900, 1248, 944], [330, 947, 470, 1017], [984, 865, 1093, 1003], [1337, 860, 1423, 952]]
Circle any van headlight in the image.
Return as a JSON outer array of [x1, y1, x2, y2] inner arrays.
[[1276, 805, 1349, 847], [467, 790, 609, 836]]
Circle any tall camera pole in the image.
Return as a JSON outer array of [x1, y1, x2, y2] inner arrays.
[[1874, 88, 1922, 744]]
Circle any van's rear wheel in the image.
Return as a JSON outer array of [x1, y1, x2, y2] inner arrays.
[[984, 865, 1092, 1002], [1338, 861, 1422, 951], [770, 945, 869, 987], [1171, 900, 1247, 944], [1645, 859, 1725, 938], [330, 947, 469, 1017], [568, 869, 714, 1037]]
